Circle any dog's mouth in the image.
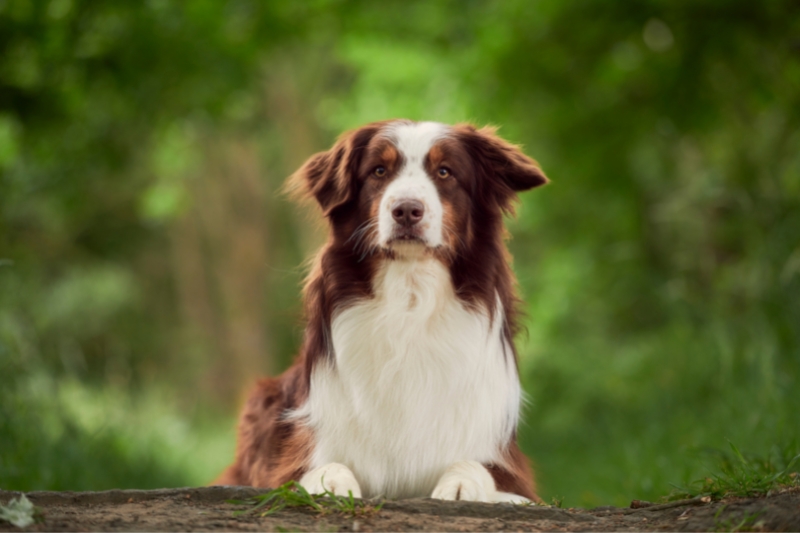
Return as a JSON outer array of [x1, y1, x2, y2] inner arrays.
[[387, 227, 427, 246], [390, 235, 425, 244], [384, 227, 432, 259]]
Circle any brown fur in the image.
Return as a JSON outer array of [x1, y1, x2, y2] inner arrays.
[[214, 121, 547, 501]]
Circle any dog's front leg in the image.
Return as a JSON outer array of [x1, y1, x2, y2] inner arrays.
[[299, 463, 362, 498], [431, 461, 530, 503]]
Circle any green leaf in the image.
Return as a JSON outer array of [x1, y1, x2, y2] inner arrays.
[[0, 495, 36, 528]]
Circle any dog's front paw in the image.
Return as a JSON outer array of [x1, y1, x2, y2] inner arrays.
[[430, 461, 496, 502], [493, 491, 532, 504], [299, 463, 362, 498]]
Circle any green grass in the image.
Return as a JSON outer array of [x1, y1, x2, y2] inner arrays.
[[517, 319, 800, 508], [670, 441, 800, 501], [549, 496, 564, 508], [230, 481, 383, 517]]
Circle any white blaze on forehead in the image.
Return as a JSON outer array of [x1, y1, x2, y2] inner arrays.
[[387, 121, 450, 164], [378, 121, 450, 249]]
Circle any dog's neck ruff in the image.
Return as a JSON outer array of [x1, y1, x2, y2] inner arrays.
[[297, 256, 521, 499]]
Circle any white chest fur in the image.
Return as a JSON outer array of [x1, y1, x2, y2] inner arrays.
[[298, 257, 521, 499]]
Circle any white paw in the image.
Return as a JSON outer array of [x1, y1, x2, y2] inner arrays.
[[493, 491, 532, 504], [299, 463, 362, 498], [431, 461, 496, 502]]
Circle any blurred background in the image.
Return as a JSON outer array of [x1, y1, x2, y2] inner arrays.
[[1, 0, 799, 507]]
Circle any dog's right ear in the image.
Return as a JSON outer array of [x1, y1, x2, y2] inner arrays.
[[288, 125, 380, 217]]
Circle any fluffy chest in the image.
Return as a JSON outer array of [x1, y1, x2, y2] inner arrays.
[[301, 258, 520, 498]]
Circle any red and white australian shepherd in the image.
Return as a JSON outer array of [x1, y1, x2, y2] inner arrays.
[[214, 120, 548, 503]]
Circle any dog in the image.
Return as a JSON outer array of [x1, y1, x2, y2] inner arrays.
[[214, 120, 548, 503]]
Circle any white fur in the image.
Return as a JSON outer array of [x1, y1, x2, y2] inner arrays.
[[299, 462, 361, 498], [377, 122, 449, 248], [294, 256, 521, 500], [430, 461, 532, 503], [430, 460, 497, 502]]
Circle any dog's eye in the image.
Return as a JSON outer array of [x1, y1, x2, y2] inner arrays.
[[437, 167, 451, 179], [373, 166, 386, 177]]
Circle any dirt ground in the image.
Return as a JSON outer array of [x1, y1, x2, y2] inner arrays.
[[2, 486, 799, 532]]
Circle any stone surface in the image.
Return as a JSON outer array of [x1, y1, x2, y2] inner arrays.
[[1, 486, 798, 531]]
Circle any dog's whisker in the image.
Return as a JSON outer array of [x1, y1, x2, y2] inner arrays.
[[441, 220, 466, 252], [350, 220, 378, 257], [346, 219, 376, 245]]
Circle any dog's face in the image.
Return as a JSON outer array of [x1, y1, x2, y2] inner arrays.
[[291, 120, 547, 261]]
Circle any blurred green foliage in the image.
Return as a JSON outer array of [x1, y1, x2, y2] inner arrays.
[[1, 0, 798, 506]]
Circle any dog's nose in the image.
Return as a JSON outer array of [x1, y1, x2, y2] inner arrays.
[[391, 200, 425, 227]]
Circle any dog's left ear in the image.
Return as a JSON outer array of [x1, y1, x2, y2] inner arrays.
[[288, 125, 380, 217], [456, 124, 548, 205]]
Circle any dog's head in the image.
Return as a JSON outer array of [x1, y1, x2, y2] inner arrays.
[[289, 120, 548, 261]]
